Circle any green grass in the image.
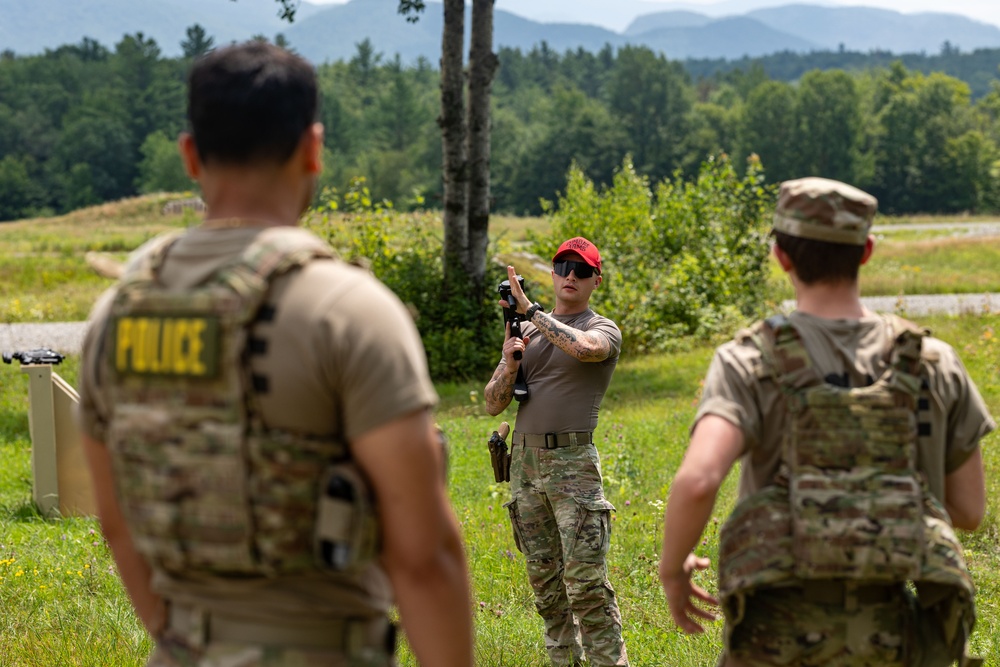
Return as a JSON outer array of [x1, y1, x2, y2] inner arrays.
[[768, 231, 1000, 302], [862, 236, 1000, 296], [0, 194, 197, 322], [2, 314, 999, 665], [3, 201, 1000, 664], [5, 198, 1000, 323]]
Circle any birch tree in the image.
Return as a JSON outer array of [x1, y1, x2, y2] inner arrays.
[[272, 0, 499, 296]]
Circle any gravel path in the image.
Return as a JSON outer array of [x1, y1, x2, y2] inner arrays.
[[1, 322, 90, 357], [873, 221, 1000, 236], [778, 294, 1000, 317], [3, 292, 999, 357]]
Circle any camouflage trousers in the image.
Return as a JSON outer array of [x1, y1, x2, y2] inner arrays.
[[720, 585, 912, 667], [503, 442, 629, 667]]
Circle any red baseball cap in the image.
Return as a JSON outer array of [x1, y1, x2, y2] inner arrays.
[[552, 237, 601, 274]]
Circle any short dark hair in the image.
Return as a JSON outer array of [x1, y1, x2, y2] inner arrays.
[[187, 41, 318, 166], [773, 231, 865, 285]]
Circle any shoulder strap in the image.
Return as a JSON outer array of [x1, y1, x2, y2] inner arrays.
[[758, 314, 822, 398], [217, 227, 337, 323], [881, 313, 927, 399], [117, 230, 186, 287], [882, 314, 926, 373]]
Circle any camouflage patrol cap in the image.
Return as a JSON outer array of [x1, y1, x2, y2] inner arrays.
[[773, 177, 877, 246]]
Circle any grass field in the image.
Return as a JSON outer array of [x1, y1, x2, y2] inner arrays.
[[3, 195, 1000, 321], [2, 199, 1000, 665]]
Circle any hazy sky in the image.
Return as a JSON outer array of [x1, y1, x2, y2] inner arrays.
[[306, 0, 1000, 29]]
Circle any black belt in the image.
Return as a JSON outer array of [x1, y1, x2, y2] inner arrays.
[[512, 431, 592, 448]]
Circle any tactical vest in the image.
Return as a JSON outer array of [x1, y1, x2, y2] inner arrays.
[[99, 227, 378, 576], [718, 314, 977, 663]]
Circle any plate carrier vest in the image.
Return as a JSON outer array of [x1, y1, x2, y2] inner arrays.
[[99, 227, 377, 576], [718, 314, 977, 663]]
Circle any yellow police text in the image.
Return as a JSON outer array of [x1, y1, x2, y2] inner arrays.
[[115, 316, 214, 376]]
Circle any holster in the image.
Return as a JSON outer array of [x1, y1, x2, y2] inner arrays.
[[487, 422, 511, 483]]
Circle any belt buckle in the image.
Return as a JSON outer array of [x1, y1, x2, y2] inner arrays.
[[544, 433, 558, 449]]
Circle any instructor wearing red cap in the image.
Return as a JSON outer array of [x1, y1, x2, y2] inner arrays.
[[485, 237, 628, 666]]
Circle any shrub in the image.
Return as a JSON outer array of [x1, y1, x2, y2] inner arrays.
[[539, 154, 777, 353], [310, 178, 505, 381]]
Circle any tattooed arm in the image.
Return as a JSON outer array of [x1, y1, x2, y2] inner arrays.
[[484, 362, 517, 416], [484, 319, 530, 416], [528, 310, 612, 362]]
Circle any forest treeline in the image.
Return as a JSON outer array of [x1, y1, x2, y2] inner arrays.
[[3, 27, 1000, 222]]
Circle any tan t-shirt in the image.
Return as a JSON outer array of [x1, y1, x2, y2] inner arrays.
[[696, 310, 994, 504], [77, 225, 438, 622], [499, 308, 621, 434]]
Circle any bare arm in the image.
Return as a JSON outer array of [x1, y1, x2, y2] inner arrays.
[[351, 408, 473, 667], [944, 446, 986, 531], [484, 361, 517, 416], [82, 434, 167, 637], [529, 309, 611, 362], [659, 415, 744, 634], [484, 320, 529, 416]]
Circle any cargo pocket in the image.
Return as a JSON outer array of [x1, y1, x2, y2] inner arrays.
[[502, 497, 526, 554], [569, 496, 615, 562]]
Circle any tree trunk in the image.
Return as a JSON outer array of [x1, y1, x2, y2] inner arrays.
[[439, 0, 468, 284], [466, 0, 498, 290]]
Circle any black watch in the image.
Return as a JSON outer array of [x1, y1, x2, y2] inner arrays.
[[525, 302, 544, 320]]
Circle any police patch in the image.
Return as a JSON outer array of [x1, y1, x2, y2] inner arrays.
[[112, 315, 220, 378]]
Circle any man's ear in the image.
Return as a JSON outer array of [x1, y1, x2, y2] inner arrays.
[[178, 132, 201, 179], [860, 234, 875, 265], [772, 243, 794, 273], [301, 122, 324, 175], [595, 274, 603, 287]]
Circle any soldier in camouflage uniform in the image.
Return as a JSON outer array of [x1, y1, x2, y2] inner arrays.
[[485, 238, 629, 667], [658, 177, 994, 666], [77, 42, 473, 667]]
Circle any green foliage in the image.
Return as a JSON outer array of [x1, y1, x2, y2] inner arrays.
[[135, 130, 193, 194], [310, 179, 505, 381], [541, 155, 776, 352], [685, 46, 1000, 100], [0, 155, 45, 220], [180, 24, 215, 59], [5, 36, 1000, 222]]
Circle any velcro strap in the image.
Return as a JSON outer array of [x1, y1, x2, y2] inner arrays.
[[167, 603, 393, 653], [799, 580, 901, 607], [512, 431, 592, 448]]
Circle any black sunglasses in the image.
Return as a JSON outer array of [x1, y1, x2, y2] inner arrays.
[[553, 260, 596, 279]]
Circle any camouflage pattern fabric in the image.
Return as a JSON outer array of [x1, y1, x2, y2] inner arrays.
[[724, 586, 909, 666], [147, 640, 394, 667], [503, 442, 628, 667], [777, 314, 924, 583], [717, 314, 978, 666], [772, 177, 877, 246], [102, 227, 351, 576]]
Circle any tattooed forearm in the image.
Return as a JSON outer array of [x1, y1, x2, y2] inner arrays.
[[531, 312, 610, 362], [484, 365, 517, 415]]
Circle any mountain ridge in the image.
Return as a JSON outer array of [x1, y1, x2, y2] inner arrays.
[[2, 0, 998, 63]]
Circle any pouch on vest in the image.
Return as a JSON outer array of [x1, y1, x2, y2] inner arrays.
[[315, 462, 379, 572]]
